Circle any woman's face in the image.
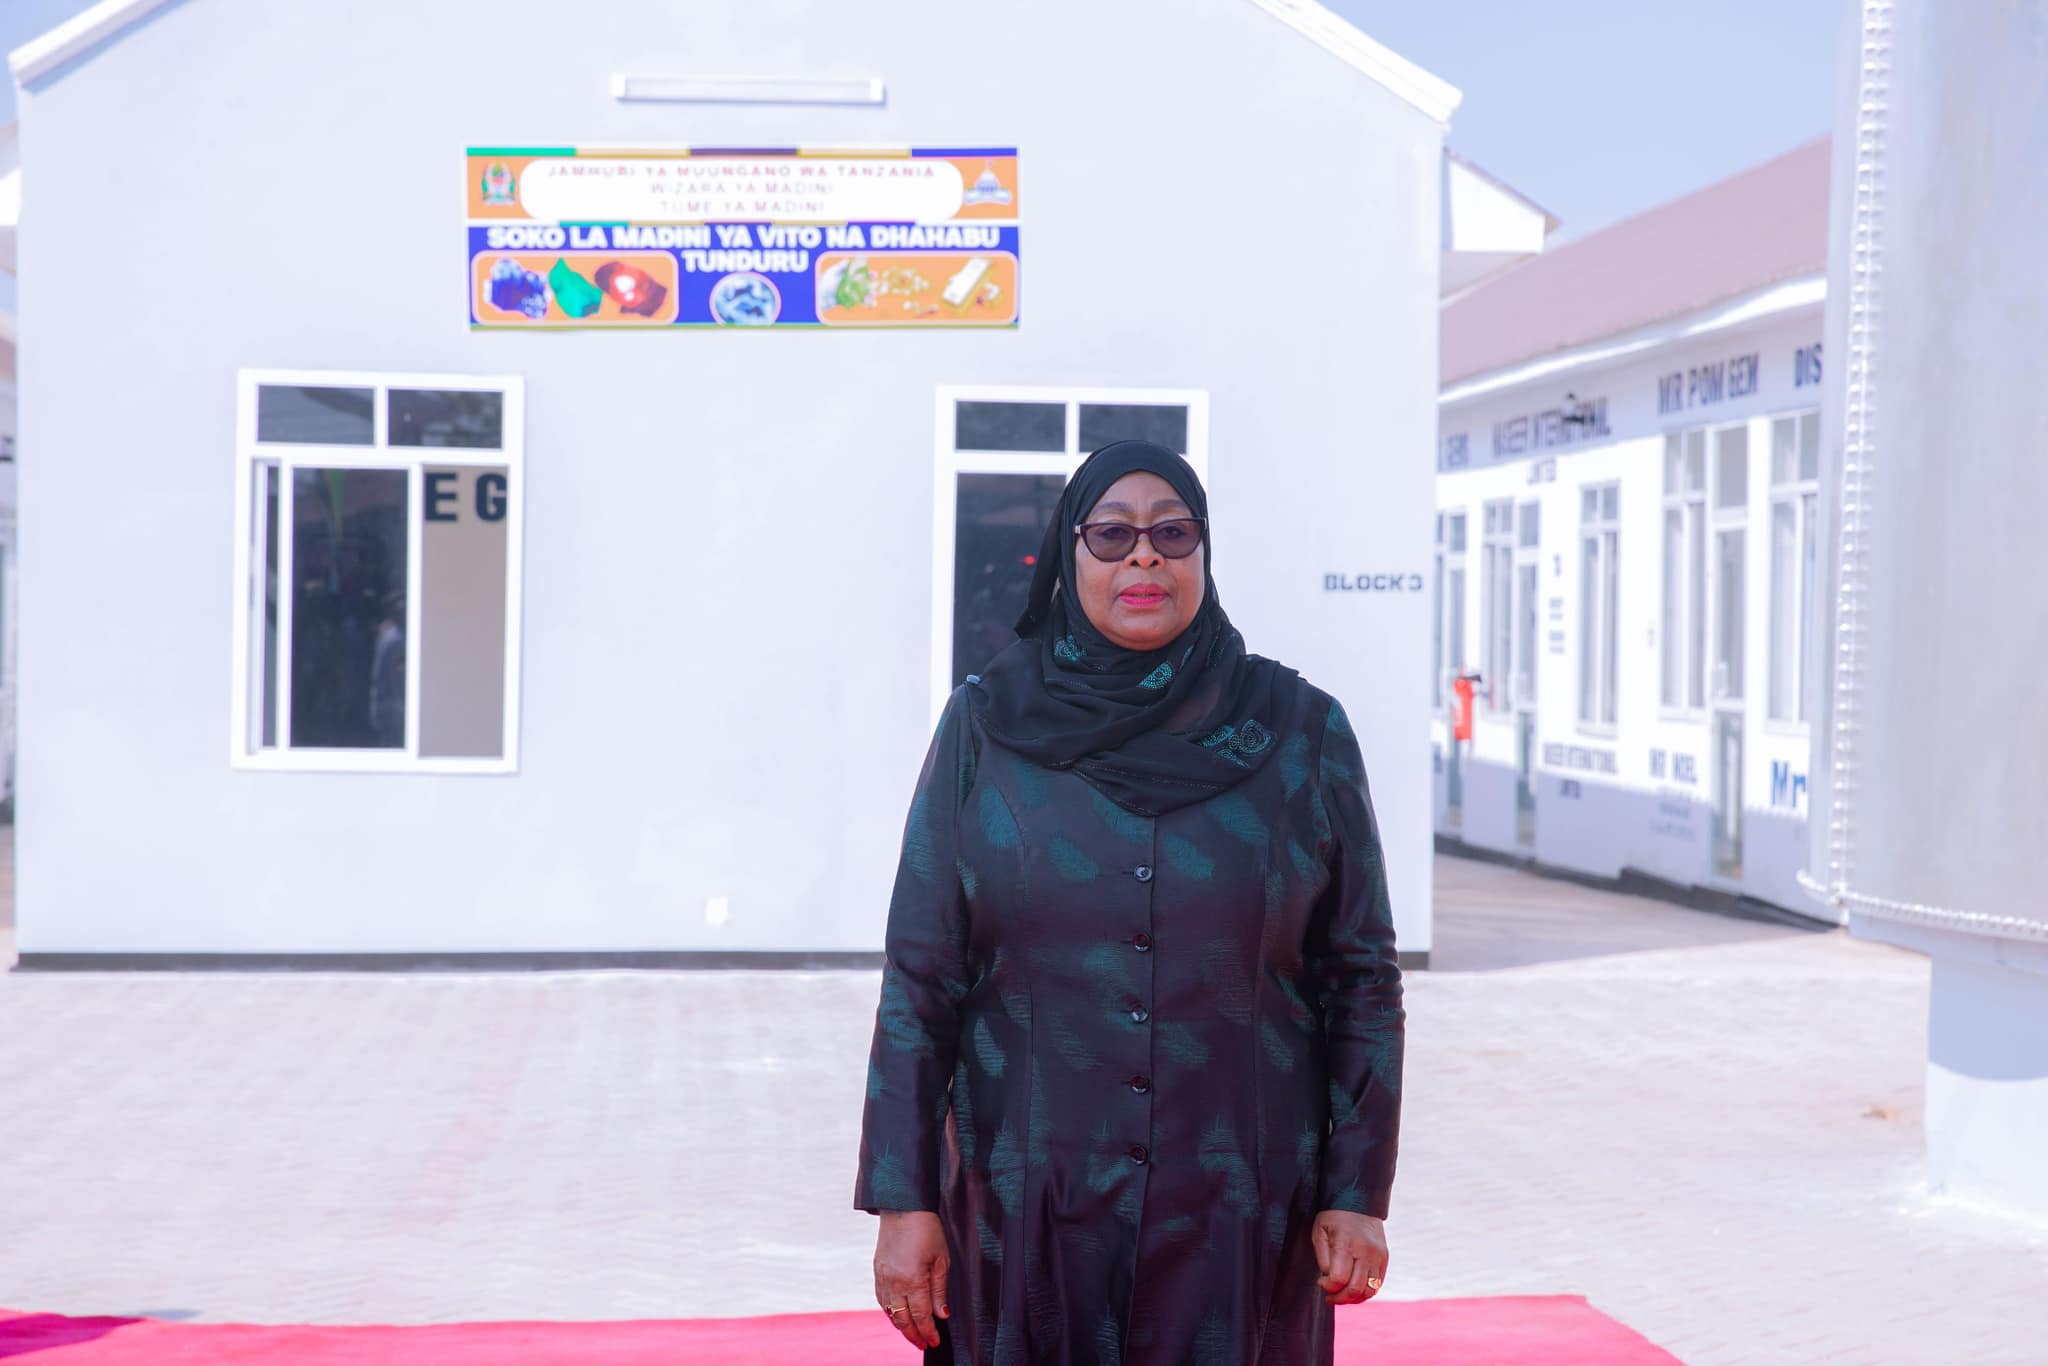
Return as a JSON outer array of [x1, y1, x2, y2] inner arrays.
[[1072, 470, 1207, 652]]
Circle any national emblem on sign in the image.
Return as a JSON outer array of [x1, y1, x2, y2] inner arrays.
[[479, 162, 516, 206]]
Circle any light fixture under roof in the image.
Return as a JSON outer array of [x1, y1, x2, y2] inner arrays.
[[610, 74, 886, 106]]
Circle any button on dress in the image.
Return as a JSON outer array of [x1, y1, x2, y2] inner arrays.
[[856, 681, 1403, 1366]]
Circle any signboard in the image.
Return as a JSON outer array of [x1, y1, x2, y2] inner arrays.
[[466, 147, 1020, 329]]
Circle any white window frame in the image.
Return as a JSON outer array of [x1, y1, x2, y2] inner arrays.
[[1578, 482, 1620, 732], [1433, 513, 1445, 709], [1708, 422, 1749, 705], [230, 368, 525, 775], [1660, 428, 1708, 715], [1480, 498, 1514, 715], [1512, 500, 1540, 710], [930, 385, 1209, 725], [1441, 510, 1469, 703], [1767, 409, 1821, 727]]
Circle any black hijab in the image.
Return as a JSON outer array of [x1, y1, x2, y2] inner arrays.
[[967, 441, 1294, 816]]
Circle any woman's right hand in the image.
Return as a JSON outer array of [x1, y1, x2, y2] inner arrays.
[[873, 1209, 949, 1349]]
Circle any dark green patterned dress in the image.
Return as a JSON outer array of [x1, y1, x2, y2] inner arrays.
[[856, 677, 1403, 1366]]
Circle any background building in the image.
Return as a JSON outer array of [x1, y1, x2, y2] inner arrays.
[[9, 0, 1525, 965], [1433, 140, 1831, 917]]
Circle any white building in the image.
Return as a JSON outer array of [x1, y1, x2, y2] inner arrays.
[[0, 119, 16, 805], [8, 0, 1538, 966], [1433, 140, 1832, 917]]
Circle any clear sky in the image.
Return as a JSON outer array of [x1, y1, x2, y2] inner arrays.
[[1, 0, 100, 310], [1329, 0, 1840, 240], [0, 0, 89, 121], [0, 0, 1843, 307]]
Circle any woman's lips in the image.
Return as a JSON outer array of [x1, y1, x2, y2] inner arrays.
[[1117, 587, 1169, 609]]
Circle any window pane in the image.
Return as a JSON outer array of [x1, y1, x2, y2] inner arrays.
[[249, 462, 282, 749], [1801, 492, 1818, 721], [955, 401, 1065, 452], [1602, 530, 1619, 723], [1770, 501, 1797, 719], [1799, 412, 1821, 481], [1582, 488, 1598, 520], [290, 468, 410, 749], [1687, 507, 1706, 708], [1432, 552, 1444, 705], [1716, 526, 1746, 699], [1715, 426, 1749, 508], [1499, 548, 1515, 712], [1579, 536, 1597, 723], [389, 389, 504, 449], [1518, 502, 1540, 548], [1516, 563, 1538, 704], [1448, 567, 1466, 670], [1492, 549, 1513, 710], [1602, 485, 1618, 520], [1662, 508, 1683, 706], [1482, 547, 1497, 702], [257, 385, 374, 445], [1772, 417, 1796, 485], [418, 465, 510, 758], [1078, 404, 1187, 454], [1664, 433, 1682, 493], [1686, 429, 1707, 491], [954, 473, 1065, 682], [1448, 514, 1467, 553]]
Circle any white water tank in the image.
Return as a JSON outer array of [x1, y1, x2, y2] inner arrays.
[[1808, 0, 2048, 1217]]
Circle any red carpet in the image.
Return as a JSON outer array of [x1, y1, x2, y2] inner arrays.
[[0, 1297, 1679, 1364]]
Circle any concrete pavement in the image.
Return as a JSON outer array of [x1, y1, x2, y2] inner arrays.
[[1, 855, 2042, 1363]]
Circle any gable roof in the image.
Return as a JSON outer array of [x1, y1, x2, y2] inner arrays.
[[12, 0, 1460, 125], [9, 0, 181, 89], [1245, 1, 1461, 125], [1441, 136, 1830, 386]]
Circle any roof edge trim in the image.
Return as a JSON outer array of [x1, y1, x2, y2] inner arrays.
[[10, 0, 182, 89], [10, 0, 1465, 126], [1440, 273, 1827, 406], [1245, 0, 1462, 126]]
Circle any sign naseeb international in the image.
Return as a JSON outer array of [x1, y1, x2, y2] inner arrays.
[[466, 147, 1020, 329]]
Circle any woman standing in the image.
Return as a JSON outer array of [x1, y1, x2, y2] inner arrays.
[[856, 441, 1403, 1364]]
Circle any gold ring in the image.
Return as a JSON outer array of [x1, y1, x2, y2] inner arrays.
[[888, 1304, 909, 1316], [1366, 1276, 1383, 1291]]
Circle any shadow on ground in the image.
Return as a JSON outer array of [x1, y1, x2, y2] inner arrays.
[[1428, 853, 1818, 972]]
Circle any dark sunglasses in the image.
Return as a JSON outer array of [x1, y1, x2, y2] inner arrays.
[[1073, 517, 1208, 562]]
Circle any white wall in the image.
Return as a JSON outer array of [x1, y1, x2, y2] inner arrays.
[[0, 369, 13, 801], [15, 0, 1445, 955]]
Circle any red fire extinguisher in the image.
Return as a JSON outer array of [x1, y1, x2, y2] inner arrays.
[[1451, 672, 1482, 742]]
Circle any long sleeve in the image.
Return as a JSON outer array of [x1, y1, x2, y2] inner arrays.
[[1307, 697, 1405, 1219], [854, 687, 977, 1214]]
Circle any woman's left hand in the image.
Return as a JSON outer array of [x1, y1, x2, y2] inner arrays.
[[1311, 1209, 1388, 1306]]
